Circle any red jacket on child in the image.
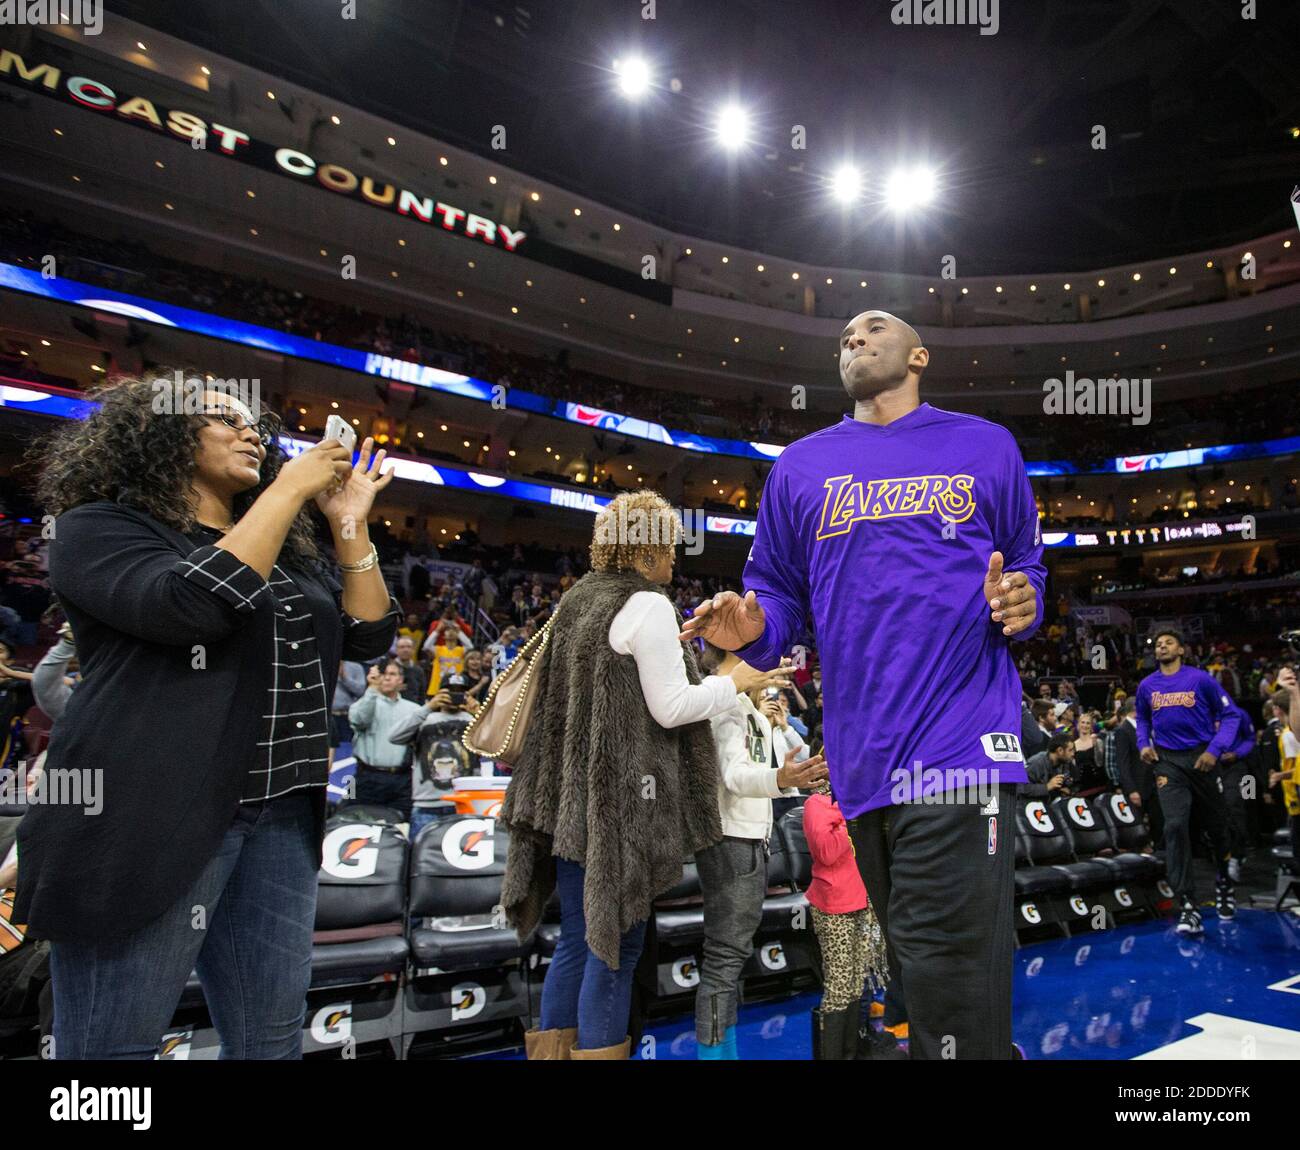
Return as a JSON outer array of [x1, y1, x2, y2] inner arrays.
[[803, 791, 869, 914]]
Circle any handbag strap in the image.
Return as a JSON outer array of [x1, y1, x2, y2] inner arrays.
[[479, 612, 556, 709]]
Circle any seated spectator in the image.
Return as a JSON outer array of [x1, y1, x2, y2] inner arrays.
[[0, 644, 33, 773], [0, 539, 49, 652], [0, 794, 52, 1041], [1023, 733, 1075, 798], [31, 622, 77, 723]]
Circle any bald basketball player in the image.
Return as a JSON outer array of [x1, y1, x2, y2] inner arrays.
[[681, 311, 1046, 1060]]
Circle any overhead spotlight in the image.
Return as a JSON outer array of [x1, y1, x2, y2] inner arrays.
[[830, 163, 861, 204], [715, 104, 750, 150], [614, 56, 651, 99], [884, 166, 937, 213]]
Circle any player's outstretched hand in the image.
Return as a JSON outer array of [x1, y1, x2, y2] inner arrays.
[[984, 551, 1038, 638], [678, 589, 766, 650], [777, 750, 828, 791]]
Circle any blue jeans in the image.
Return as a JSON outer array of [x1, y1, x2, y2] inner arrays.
[[539, 858, 647, 1050], [49, 791, 320, 1059]]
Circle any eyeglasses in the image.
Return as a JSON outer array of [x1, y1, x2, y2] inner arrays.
[[202, 408, 281, 446]]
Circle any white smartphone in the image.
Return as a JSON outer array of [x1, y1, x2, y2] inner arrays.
[[323, 413, 357, 456]]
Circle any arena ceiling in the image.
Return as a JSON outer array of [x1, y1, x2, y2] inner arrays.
[[103, 0, 1300, 276]]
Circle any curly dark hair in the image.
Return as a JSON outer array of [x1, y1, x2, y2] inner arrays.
[[32, 371, 320, 566]]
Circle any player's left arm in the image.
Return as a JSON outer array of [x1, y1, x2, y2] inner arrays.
[[984, 436, 1047, 639], [1200, 675, 1241, 769]]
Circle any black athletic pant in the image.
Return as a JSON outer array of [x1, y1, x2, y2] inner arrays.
[[1135, 784, 1164, 851], [847, 782, 1014, 1060], [1217, 751, 1255, 861], [1153, 743, 1230, 904]]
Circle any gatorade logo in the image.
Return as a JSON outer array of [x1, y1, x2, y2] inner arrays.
[[1109, 794, 1134, 823], [1025, 801, 1053, 832], [451, 982, 486, 1020], [981, 732, 1024, 762], [672, 957, 700, 988], [1067, 798, 1095, 828], [1115, 888, 1133, 908], [321, 824, 382, 879], [1021, 903, 1042, 924], [1157, 880, 1174, 899], [442, 818, 495, 870], [1069, 895, 1089, 916], [310, 1002, 352, 1045], [760, 943, 787, 971]]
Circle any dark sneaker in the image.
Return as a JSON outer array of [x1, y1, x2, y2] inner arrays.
[[1176, 901, 1203, 936], [1215, 878, 1236, 920]]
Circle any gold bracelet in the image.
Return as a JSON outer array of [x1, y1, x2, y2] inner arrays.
[[338, 542, 379, 574]]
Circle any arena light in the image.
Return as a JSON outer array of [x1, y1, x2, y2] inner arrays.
[[884, 165, 936, 213], [830, 163, 862, 204], [614, 56, 651, 99], [715, 104, 750, 150]]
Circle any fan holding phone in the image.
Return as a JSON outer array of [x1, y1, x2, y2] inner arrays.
[[322, 413, 357, 493], [16, 377, 403, 1059]]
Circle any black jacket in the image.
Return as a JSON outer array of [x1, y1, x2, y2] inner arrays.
[[1112, 718, 1151, 797], [14, 502, 395, 943], [1020, 706, 1049, 759]]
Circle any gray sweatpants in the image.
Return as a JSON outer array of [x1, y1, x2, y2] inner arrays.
[[694, 837, 767, 1045]]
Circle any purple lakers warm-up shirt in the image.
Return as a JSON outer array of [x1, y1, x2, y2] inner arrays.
[[1134, 665, 1240, 758], [738, 404, 1047, 819]]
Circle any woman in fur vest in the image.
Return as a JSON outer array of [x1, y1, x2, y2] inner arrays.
[[500, 490, 773, 1059]]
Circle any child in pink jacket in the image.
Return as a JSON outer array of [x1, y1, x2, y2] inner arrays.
[[803, 780, 888, 1059]]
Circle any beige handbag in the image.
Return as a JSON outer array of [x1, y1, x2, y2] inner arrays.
[[461, 614, 555, 764]]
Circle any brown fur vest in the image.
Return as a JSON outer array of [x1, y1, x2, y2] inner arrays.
[[499, 570, 723, 969]]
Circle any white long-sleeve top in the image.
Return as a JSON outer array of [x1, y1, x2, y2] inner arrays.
[[607, 591, 737, 729], [708, 691, 803, 841]]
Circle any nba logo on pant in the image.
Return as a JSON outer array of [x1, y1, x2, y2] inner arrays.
[[988, 816, 997, 855]]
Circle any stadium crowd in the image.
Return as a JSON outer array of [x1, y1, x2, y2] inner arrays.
[[1, 211, 1295, 466]]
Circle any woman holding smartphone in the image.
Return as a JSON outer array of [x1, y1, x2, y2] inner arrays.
[[16, 373, 400, 1059]]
